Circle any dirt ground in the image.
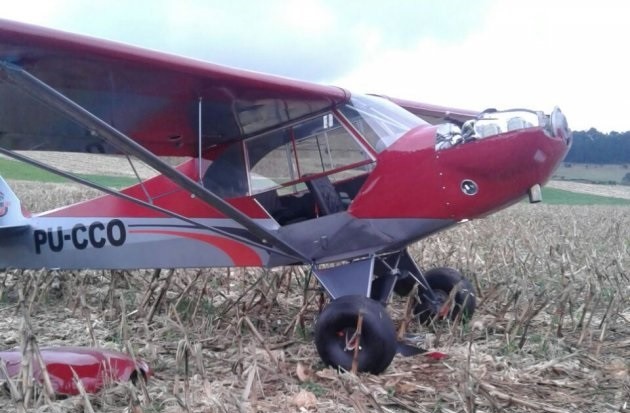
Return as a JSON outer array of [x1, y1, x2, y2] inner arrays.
[[0, 187, 629, 412]]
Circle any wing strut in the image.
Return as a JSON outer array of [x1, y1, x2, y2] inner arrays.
[[0, 61, 309, 262]]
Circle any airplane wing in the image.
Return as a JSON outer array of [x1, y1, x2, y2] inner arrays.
[[388, 96, 479, 126], [0, 19, 353, 261], [0, 19, 348, 155]]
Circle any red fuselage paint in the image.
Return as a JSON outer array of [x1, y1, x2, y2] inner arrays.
[[350, 124, 569, 220]]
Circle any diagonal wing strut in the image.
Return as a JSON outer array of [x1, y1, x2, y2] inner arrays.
[[0, 61, 309, 262]]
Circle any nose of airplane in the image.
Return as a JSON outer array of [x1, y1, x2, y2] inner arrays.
[[349, 107, 571, 221], [433, 107, 571, 219]]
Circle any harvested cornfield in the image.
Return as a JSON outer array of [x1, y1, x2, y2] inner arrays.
[[1, 183, 629, 412]]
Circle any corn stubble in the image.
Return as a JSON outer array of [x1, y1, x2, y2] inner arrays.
[[0, 183, 628, 412]]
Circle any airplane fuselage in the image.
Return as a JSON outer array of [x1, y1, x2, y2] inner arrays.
[[0, 108, 570, 270]]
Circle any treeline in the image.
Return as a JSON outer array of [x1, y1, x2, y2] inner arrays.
[[565, 129, 630, 164]]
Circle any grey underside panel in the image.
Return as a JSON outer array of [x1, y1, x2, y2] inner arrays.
[[276, 212, 455, 264]]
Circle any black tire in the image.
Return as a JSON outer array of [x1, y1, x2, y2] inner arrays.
[[414, 267, 476, 325], [314, 295, 396, 374]]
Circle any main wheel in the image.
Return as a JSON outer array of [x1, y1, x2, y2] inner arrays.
[[415, 267, 476, 325], [314, 295, 396, 374]]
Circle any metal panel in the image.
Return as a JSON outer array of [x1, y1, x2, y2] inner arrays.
[[313, 258, 374, 299]]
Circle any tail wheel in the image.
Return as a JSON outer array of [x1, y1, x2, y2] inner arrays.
[[314, 295, 396, 374], [415, 267, 476, 325]]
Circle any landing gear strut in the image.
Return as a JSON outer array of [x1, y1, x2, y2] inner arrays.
[[311, 249, 476, 374]]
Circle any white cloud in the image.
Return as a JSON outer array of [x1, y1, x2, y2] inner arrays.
[[279, 0, 336, 34], [2, 0, 69, 24], [335, 0, 630, 131]]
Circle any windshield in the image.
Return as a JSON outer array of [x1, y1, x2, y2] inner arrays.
[[339, 94, 427, 152]]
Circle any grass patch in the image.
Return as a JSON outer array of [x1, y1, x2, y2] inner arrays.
[[542, 187, 630, 205], [552, 162, 629, 184], [0, 157, 137, 188]]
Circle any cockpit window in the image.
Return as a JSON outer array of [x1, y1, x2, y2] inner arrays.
[[339, 94, 427, 152], [245, 112, 373, 194]]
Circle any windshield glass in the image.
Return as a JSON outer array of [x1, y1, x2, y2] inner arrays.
[[339, 94, 427, 152]]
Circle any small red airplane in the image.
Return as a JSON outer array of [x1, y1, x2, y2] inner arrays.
[[0, 19, 571, 374]]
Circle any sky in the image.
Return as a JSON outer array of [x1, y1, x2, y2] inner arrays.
[[3, 0, 630, 132]]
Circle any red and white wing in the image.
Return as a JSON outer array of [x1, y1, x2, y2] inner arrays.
[[0, 19, 347, 155], [0, 19, 353, 261]]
